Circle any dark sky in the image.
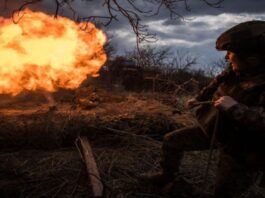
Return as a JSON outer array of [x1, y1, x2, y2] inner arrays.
[[1, 0, 265, 68]]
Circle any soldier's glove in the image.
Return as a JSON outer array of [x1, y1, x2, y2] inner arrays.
[[214, 96, 238, 111]]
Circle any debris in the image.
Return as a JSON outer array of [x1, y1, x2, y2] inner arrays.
[[77, 137, 104, 198], [78, 98, 99, 109]]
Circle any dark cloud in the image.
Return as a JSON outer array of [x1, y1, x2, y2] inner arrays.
[[2, 1, 265, 28], [176, 0, 265, 16], [216, 0, 265, 14], [1, 0, 265, 65], [0, 0, 54, 17], [162, 18, 185, 26]]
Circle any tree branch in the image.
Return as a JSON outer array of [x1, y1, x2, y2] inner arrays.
[[7, 0, 224, 50]]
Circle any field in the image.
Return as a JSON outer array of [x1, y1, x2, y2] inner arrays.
[[0, 84, 263, 198]]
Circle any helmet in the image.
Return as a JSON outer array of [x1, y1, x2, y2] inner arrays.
[[216, 20, 265, 53]]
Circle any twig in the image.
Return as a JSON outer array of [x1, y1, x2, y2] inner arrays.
[[102, 127, 161, 145], [193, 101, 213, 106], [71, 167, 83, 197], [52, 181, 68, 198]]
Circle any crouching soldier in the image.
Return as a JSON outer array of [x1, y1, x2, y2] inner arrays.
[[141, 21, 265, 198]]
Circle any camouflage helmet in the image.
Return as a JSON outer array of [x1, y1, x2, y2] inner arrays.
[[216, 20, 265, 53]]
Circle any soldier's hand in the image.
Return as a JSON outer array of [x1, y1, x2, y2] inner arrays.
[[214, 96, 238, 111], [186, 98, 198, 108]]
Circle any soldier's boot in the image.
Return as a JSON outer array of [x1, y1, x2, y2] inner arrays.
[[138, 150, 183, 193], [138, 170, 174, 188]]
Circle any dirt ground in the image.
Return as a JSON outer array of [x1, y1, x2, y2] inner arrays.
[[0, 86, 264, 198]]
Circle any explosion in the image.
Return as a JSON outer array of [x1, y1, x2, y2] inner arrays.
[[0, 9, 107, 95]]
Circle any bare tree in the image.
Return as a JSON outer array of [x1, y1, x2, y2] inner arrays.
[[103, 34, 117, 57], [126, 45, 172, 70], [169, 50, 197, 72], [126, 46, 198, 74], [8, 0, 224, 49], [162, 49, 198, 83], [204, 58, 228, 77]]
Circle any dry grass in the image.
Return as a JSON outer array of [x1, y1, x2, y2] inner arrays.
[[0, 87, 264, 198], [0, 133, 162, 198], [0, 88, 177, 197]]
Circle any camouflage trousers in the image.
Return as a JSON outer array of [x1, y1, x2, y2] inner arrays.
[[162, 126, 253, 198]]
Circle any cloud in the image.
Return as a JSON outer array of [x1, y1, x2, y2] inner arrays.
[[140, 12, 265, 65], [177, 0, 265, 16]]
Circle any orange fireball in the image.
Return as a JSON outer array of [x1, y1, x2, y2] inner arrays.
[[0, 9, 107, 95]]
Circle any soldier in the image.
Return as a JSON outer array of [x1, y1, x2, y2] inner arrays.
[[141, 21, 265, 198]]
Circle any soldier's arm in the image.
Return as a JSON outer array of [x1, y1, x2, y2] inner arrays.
[[195, 66, 232, 101], [195, 78, 219, 101], [226, 103, 265, 132]]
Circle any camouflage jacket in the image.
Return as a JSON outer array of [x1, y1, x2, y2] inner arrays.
[[194, 65, 265, 162]]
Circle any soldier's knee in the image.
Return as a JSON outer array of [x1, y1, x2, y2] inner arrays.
[[163, 130, 184, 150], [163, 132, 173, 143], [163, 127, 189, 142], [163, 131, 178, 146]]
